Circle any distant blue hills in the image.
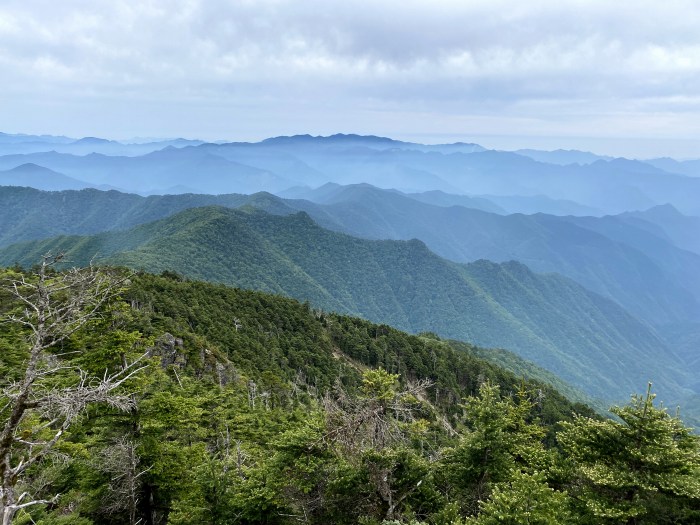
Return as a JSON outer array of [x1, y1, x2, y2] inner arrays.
[[1, 131, 699, 419], [0, 131, 699, 215]]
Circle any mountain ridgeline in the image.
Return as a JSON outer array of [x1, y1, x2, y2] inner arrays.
[[0, 204, 690, 407], [3, 184, 699, 331], [9, 267, 698, 525], [1, 132, 700, 215], [2, 132, 700, 523], [284, 183, 700, 327]]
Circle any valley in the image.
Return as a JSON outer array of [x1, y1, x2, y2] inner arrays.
[[1, 131, 699, 524]]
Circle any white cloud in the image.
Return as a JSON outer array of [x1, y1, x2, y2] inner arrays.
[[1, 0, 700, 155]]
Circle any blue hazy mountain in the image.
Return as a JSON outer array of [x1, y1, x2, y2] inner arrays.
[[257, 133, 487, 154], [0, 132, 205, 156], [617, 204, 700, 256], [296, 185, 602, 216], [203, 137, 700, 214], [365, 188, 601, 216], [1, 133, 699, 215], [0, 148, 292, 194], [515, 148, 613, 165], [0, 163, 94, 191], [644, 157, 700, 178], [0, 132, 74, 144]]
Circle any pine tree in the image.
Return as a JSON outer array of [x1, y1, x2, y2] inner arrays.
[[0, 258, 146, 524], [558, 384, 700, 524], [464, 470, 572, 525], [441, 382, 551, 516]]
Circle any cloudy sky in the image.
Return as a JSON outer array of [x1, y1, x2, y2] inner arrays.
[[2, 0, 700, 157]]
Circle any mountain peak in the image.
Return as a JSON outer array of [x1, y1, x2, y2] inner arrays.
[[6, 162, 58, 174], [73, 136, 114, 145], [643, 203, 684, 217], [261, 133, 397, 145]]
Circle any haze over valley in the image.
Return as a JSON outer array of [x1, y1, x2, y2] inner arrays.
[[3, 1, 700, 523], [1, 131, 699, 415]]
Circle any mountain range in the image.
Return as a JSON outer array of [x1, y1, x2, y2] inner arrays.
[[0, 163, 95, 191], [1, 132, 699, 422], [0, 204, 693, 409], [0, 131, 205, 156], [1, 133, 699, 215], [4, 183, 698, 331]]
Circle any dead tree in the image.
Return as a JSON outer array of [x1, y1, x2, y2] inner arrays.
[[0, 255, 147, 525], [320, 373, 435, 521], [96, 436, 151, 525], [321, 375, 434, 453]]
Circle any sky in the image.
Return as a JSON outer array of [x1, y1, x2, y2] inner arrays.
[[2, 0, 700, 158]]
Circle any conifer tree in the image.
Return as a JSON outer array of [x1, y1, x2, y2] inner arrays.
[[441, 382, 551, 515], [464, 470, 572, 525], [558, 384, 700, 524], [0, 257, 146, 524]]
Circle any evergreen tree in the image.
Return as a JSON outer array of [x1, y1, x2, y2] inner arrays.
[[558, 384, 700, 524], [464, 470, 572, 525], [441, 382, 552, 517]]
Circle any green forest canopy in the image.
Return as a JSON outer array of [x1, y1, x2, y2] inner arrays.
[[0, 267, 698, 524]]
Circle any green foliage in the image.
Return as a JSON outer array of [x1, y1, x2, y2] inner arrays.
[[463, 470, 572, 525], [441, 383, 552, 515], [2, 267, 698, 524], [0, 205, 685, 406], [559, 384, 700, 523], [362, 369, 400, 401], [0, 186, 258, 248]]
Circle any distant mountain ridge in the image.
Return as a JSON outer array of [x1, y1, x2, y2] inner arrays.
[[1, 132, 699, 215], [644, 157, 700, 178], [0, 205, 692, 407], [276, 184, 700, 327], [617, 204, 700, 256], [258, 133, 487, 154], [0, 132, 75, 144], [0, 131, 205, 157], [2, 184, 698, 330], [515, 148, 613, 165], [0, 148, 292, 194], [403, 189, 602, 216], [0, 163, 94, 191]]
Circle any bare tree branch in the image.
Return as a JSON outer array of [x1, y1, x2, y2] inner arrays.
[[0, 255, 146, 525], [320, 376, 434, 453]]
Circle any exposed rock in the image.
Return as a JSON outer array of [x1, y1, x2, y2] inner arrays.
[[148, 333, 186, 369]]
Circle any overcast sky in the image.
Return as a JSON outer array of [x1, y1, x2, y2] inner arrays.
[[2, 0, 700, 157]]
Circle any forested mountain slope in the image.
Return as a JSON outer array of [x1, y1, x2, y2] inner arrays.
[[0, 186, 260, 246], [285, 183, 700, 327], [3, 184, 699, 329], [0, 206, 689, 405], [1, 267, 697, 525]]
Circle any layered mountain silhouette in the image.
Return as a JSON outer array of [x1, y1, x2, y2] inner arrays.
[[0, 131, 205, 156], [1, 132, 699, 419], [2, 184, 698, 329], [0, 163, 93, 191], [0, 133, 699, 215], [0, 205, 692, 406]]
